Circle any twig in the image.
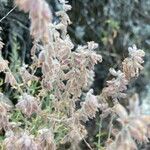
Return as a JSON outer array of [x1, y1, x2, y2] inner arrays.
[[98, 117, 103, 148], [107, 115, 115, 140], [76, 127, 93, 150], [82, 137, 93, 150], [0, 6, 17, 23]]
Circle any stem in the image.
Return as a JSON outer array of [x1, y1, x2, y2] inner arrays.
[[0, 6, 17, 22], [98, 116, 103, 149], [107, 115, 115, 140]]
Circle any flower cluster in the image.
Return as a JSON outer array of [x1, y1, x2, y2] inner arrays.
[[4, 129, 56, 150], [107, 99, 150, 149], [0, 102, 11, 131], [103, 46, 147, 149], [4, 132, 39, 150], [122, 45, 145, 80], [15, 0, 52, 43], [16, 93, 40, 117], [79, 89, 100, 122], [0, 28, 18, 87], [102, 68, 128, 100], [37, 128, 56, 150]]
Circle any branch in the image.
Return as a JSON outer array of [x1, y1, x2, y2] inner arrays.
[[0, 5, 17, 23]]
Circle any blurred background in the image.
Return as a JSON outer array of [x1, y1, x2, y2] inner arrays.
[[0, 0, 150, 149]]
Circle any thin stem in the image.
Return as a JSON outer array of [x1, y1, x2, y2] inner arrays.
[[107, 115, 115, 140], [76, 127, 93, 150], [98, 116, 103, 149], [0, 6, 17, 22], [82, 137, 93, 150]]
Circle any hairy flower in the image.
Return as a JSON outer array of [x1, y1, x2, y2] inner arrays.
[[0, 102, 11, 131], [4, 131, 18, 150], [4, 131, 39, 150], [62, 43, 102, 101], [20, 66, 38, 83], [5, 71, 17, 86], [129, 119, 149, 143], [15, 133, 38, 150], [122, 45, 145, 80], [55, 0, 72, 39], [62, 121, 87, 150], [106, 131, 137, 150], [113, 98, 150, 144], [75, 42, 102, 69], [37, 128, 56, 150], [15, 0, 53, 43], [16, 93, 40, 117], [0, 92, 13, 107], [102, 68, 128, 100], [0, 55, 8, 72], [59, 0, 72, 11], [79, 89, 100, 122]]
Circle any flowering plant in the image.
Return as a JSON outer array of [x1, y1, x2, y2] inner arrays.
[[0, 0, 149, 150]]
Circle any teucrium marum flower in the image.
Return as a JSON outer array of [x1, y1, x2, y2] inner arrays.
[[102, 68, 128, 100], [112, 94, 150, 146], [16, 93, 40, 117], [5, 71, 17, 87], [0, 56, 8, 72], [79, 89, 100, 122], [15, 0, 53, 43], [20, 66, 38, 83], [0, 102, 11, 131], [4, 132, 39, 150], [37, 128, 56, 150], [122, 44, 145, 79]]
